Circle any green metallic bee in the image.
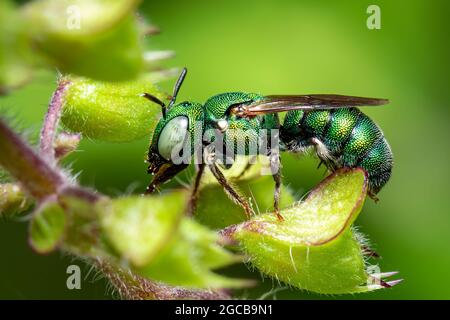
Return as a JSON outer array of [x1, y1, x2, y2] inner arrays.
[[143, 68, 392, 220]]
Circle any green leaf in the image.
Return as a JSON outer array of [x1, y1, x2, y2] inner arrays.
[[0, 183, 32, 217], [242, 168, 367, 245], [29, 200, 67, 254], [0, 1, 33, 94], [100, 192, 248, 288], [136, 218, 249, 289], [57, 188, 102, 256], [182, 219, 241, 270], [61, 75, 166, 142], [23, 0, 140, 36], [100, 192, 185, 266], [231, 168, 390, 294], [22, 0, 143, 81]]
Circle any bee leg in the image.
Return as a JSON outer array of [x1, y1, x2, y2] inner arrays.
[[311, 137, 337, 173], [209, 162, 254, 219], [204, 145, 253, 219], [270, 153, 284, 222], [368, 190, 380, 203], [317, 160, 324, 169], [206, 166, 252, 221], [187, 163, 205, 216]]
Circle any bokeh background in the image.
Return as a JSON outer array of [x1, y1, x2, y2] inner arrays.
[[1, 0, 449, 299]]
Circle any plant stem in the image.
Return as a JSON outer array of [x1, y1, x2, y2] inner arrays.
[[40, 79, 70, 162], [0, 119, 66, 200], [218, 224, 239, 246], [98, 260, 230, 300]]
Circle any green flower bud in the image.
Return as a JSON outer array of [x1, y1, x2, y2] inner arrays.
[[228, 168, 400, 294], [29, 200, 66, 254], [61, 76, 166, 142], [136, 218, 250, 289], [100, 192, 186, 266], [100, 192, 249, 289], [22, 0, 143, 81], [0, 1, 33, 94], [0, 183, 32, 217]]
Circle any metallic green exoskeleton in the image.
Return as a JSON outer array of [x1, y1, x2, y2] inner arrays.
[[144, 69, 392, 219], [281, 108, 393, 195]]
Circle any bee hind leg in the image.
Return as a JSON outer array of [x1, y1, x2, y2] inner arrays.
[[317, 160, 324, 169], [368, 190, 380, 203]]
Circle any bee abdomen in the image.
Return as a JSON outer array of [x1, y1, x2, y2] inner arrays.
[[282, 108, 393, 194], [341, 113, 382, 167], [303, 110, 329, 136], [356, 137, 393, 194], [339, 112, 392, 194], [322, 108, 360, 154], [320, 108, 393, 194]]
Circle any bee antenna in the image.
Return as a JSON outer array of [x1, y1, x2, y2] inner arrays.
[[168, 67, 187, 109], [141, 93, 167, 119]]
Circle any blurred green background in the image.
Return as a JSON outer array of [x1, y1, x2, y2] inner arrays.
[[1, 0, 449, 299]]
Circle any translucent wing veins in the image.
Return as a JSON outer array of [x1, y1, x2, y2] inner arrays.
[[230, 94, 389, 117]]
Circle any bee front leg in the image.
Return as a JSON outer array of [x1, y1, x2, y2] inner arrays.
[[187, 163, 205, 216], [204, 145, 254, 219]]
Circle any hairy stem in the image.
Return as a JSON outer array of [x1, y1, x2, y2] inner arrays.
[[98, 260, 230, 300], [0, 119, 66, 200], [40, 79, 70, 162]]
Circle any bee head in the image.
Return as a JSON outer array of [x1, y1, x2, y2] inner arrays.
[[146, 101, 204, 193]]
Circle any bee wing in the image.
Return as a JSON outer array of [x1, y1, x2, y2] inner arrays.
[[233, 94, 389, 116]]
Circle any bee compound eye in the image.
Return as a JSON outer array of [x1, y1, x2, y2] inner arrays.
[[157, 116, 189, 161]]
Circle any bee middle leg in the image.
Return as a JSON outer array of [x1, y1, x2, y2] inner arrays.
[[204, 145, 254, 219], [208, 162, 254, 219]]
